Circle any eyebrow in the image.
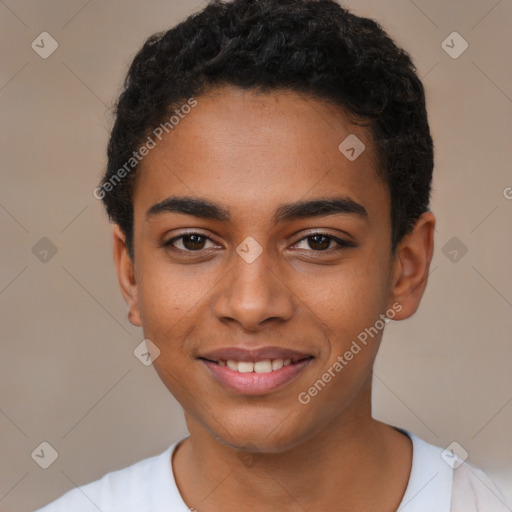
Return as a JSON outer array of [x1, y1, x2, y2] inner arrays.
[[145, 195, 368, 224]]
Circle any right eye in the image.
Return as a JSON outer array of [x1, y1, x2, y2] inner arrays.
[[163, 232, 220, 252]]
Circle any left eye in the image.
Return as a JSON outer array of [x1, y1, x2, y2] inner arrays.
[[293, 233, 353, 251]]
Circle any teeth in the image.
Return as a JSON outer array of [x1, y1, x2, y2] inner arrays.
[[271, 359, 283, 370], [254, 360, 272, 373], [226, 360, 238, 371], [221, 358, 299, 373], [238, 361, 254, 373]]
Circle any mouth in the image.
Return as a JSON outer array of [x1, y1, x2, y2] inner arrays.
[[198, 356, 313, 373], [197, 348, 314, 395]]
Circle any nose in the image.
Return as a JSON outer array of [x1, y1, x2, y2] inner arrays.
[[212, 246, 294, 332]]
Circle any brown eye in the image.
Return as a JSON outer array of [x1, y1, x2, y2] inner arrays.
[[164, 233, 217, 252], [293, 233, 354, 252], [306, 235, 332, 251], [182, 234, 206, 250]]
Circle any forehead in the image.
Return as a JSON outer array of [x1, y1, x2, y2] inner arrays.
[[133, 85, 389, 226]]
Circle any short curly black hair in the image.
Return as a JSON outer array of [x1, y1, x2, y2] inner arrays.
[[97, 0, 433, 260]]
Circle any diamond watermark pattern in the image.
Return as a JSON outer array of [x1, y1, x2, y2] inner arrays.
[[236, 236, 263, 264], [31, 441, 59, 469], [442, 236, 468, 263], [32, 237, 58, 263], [31, 32, 59, 59], [338, 134, 365, 161], [441, 441, 468, 469], [134, 338, 161, 366], [236, 443, 263, 468], [441, 32, 468, 59]]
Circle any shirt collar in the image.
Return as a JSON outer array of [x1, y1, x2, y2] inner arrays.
[[395, 427, 453, 512]]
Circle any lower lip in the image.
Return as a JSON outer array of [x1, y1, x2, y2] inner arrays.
[[201, 358, 313, 395]]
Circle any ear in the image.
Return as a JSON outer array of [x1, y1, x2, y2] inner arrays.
[[112, 224, 142, 327], [386, 211, 436, 320]]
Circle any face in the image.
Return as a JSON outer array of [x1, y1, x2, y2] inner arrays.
[[114, 85, 434, 453]]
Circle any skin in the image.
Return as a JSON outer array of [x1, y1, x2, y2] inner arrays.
[[113, 84, 435, 512]]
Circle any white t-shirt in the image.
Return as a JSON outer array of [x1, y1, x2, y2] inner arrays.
[[34, 428, 511, 512]]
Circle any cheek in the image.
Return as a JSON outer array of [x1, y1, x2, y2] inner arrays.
[[135, 257, 211, 334], [306, 261, 389, 329], [296, 267, 388, 413], [302, 255, 391, 373]]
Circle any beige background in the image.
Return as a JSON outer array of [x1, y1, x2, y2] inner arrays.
[[1, 0, 511, 510]]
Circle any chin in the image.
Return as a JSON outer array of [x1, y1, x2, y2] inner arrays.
[[204, 412, 315, 455]]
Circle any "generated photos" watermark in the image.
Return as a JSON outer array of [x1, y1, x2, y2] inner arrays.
[[298, 301, 402, 405]]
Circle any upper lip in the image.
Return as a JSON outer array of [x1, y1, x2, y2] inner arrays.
[[198, 346, 313, 363]]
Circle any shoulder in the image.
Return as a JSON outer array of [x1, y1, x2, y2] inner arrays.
[[450, 461, 512, 512], [33, 442, 179, 512], [396, 428, 511, 512]]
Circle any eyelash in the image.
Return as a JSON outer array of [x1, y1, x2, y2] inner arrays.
[[162, 231, 355, 255]]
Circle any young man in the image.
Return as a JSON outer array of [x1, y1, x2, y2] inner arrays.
[[35, 0, 511, 511]]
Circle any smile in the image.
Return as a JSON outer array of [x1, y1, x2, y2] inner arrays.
[[199, 356, 314, 395], [203, 357, 311, 372]]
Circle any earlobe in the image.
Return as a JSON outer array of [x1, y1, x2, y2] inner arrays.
[[112, 224, 142, 327], [387, 211, 435, 320]]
